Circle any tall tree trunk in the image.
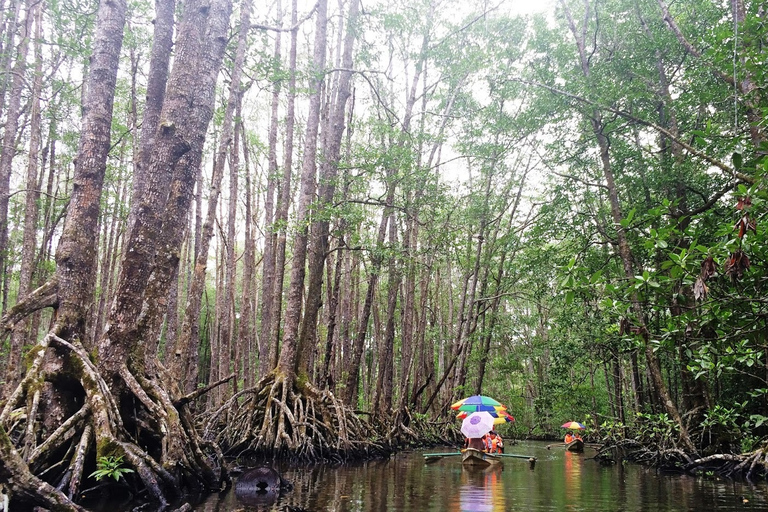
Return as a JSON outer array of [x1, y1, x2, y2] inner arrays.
[[170, 0, 248, 393], [266, 0, 298, 372], [127, 0, 175, 230], [560, 0, 695, 453], [238, 114, 255, 390], [343, 181, 394, 406], [299, 0, 359, 379], [277, 0, 328, 377], [0, 0, 31, 314], [54, 0, 126, 346], [374, 213, 400, 414], [218, 0, 251, 403], [258, 1, 282, 378], [3, 0, 41, 396], [96, 0, 175, 364]]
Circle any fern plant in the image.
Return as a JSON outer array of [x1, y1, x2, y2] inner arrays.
[[89, 455, 134, 481]]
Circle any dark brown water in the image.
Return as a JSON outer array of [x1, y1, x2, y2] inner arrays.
[[193, 441, 768, 511]]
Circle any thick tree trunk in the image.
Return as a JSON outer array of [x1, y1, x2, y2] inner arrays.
[[127, 0, 175, 231], [167, 0, 244, 394]]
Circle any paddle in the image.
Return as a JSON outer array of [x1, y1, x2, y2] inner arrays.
[[496, 453, 536, 460], [423, 452, 462, 463]]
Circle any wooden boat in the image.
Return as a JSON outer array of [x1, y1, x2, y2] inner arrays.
[[565, 438, 584, 452], [461, 447, 501, 467]]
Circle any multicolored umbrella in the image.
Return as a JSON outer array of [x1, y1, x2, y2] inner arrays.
[[461, 411, 496, 438], [561, 421, 586, 430], [457, 410, 515, 425], [494, 411, 515, 425], [451, 395, 506, 413]]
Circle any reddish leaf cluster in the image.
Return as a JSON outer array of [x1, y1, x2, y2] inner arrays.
[[693, 256, 716, 300], [735, 196, 752, 210], [734, 215, 757, 239], [725, 250, 750, 280], [723, 197, 756, 282]]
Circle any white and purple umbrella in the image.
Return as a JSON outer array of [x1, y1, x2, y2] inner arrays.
[[461, 411, 495, 439]]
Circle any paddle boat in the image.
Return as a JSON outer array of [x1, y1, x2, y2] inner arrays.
[[461, 447, 502, 467], [565, 438, 584, 452]]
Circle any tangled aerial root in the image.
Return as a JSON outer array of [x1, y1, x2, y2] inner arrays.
[[203, 371, 390, 462], [684, 448, 768, 480], [0, 333, 228, 510], [595, 439, 768, 480]]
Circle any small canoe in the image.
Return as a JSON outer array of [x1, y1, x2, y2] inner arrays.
[[462, 447, 501, 467], [566, 439, 584, 452]]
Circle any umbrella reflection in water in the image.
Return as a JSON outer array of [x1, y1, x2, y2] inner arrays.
[[564, 450, 582, 504], [455, 465, 505, 512]]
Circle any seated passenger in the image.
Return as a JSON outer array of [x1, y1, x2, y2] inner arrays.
[[488, 431, 504, 453], [467, 437, 486, 451]]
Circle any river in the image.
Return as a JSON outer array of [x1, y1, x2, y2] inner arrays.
[[192, 441, 768, 511]]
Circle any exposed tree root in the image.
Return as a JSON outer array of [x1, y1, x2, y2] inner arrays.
[[0, 332, 229, 509], [203, 371, 390, 462], [377, 407, 459, 449], [684, 447, 768, 480], [596, 438, 768, 480]]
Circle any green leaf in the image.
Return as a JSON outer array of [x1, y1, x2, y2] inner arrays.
[[732, 151, 743, 169]]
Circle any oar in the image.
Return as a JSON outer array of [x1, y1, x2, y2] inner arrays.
[[497, 453, 536, 460], [546, 443, 566, 449], [423, 452, 462, 463]]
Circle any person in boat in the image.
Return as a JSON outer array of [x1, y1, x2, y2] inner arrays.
[[486, 431, 504, 453], [466, 437, 486, 451], [564, 432, 575, 444]]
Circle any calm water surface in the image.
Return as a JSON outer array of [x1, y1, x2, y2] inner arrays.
[[194, 441, 768, 511]]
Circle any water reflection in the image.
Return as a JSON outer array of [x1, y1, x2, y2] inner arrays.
[[563, 450, 581, 505], [456, 465, 505, 512], [190, 441, 768, 511], [234, 487, 280, 508]]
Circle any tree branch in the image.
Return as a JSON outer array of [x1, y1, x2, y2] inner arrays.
[[515, 78, 754, 184]]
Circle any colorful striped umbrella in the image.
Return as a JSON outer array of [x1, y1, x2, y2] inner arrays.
[[561, 421, 586, 430], [451, 395, 506, 413], [457, 410, 515, 425]]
